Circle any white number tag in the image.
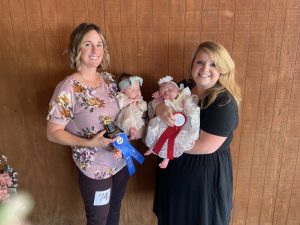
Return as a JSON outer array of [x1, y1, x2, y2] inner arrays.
[[93, 188, 111, 206]]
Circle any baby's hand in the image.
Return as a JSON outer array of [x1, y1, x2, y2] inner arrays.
[[152, 91, 161, 99], [126, 98, 140, 106], [113, 149, 123, 160]]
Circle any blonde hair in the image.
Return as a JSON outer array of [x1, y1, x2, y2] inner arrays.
[[188, 41, 241, 109], [68, 23, 110, 70]]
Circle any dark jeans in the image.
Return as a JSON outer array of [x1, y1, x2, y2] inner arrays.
[[78, 167, 129, 225]]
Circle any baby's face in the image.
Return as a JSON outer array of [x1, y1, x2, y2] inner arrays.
[[159, 83, 179, 100], [123, 81, 142, 99]]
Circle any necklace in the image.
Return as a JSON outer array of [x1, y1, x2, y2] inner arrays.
[[78, 72, 101, 89]]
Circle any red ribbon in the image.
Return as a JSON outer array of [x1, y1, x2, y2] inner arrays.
[[152, 112, 186, 160]]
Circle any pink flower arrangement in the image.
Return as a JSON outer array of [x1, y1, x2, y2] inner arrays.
[[0, 173, 13, 203], [0, 154, 18, 204]]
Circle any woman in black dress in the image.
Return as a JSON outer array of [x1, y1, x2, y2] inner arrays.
[[153, 41, 242, 225]]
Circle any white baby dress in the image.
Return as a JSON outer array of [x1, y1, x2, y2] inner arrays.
[[145, 87, 200, 158]]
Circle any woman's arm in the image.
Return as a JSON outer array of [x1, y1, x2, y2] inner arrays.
[[186, 130, 226, 154], [46, 121, 116, 148]]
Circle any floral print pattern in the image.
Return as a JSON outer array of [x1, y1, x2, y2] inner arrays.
[[102, 72, 119, 102], [47, 72, 126, 180], [72, 147, 97, 170], [72, 81, 105, 112], [47, 91, 73, 121], [94, 168, 118, 180]]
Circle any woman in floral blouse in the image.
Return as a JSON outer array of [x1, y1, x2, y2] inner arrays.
[[46, 23, 128, 225]]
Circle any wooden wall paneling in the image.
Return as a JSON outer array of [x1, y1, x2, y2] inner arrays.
[[8, 0, 37, 159], [286, 136, 300, 224], [231, 1, 252, 216], [183, 0, 201, 78], [240, 24, 284, 224], [232, 83, 261, 225], [136, 0, 153, 100], [285, 22, 300, 223], [55, 0, 75, 74], [0, 0, 10, 20], [201, 0, 218, 42], [259, 17, 297, 223], [87, 0, 105, 27], [168, 0, 185, 80], [152, 0, 169, 78], [218, 0, 235, 50], [55, 0, 74, 34], [233, 3, 267, 224], [72, 0, 88, 25], [272, 12, 300, 221], [244, 5, 270, 224], [40, 0, 65, 89], [120, 0, 138, 75], [231, 30, 249, 223], [103, 0, 122, 75], [0, 0, 24, 158], [217, 0, 235, 50], [22, 1, 50, 161], [273, 137, 299, 225]]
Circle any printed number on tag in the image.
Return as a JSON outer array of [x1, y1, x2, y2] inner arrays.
[[93, 188, 111, 206]]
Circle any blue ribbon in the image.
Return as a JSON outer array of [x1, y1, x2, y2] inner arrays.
[[112, 132, 144, 176]]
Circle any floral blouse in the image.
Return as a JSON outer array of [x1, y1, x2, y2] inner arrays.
[[47, 72, 126, 180]]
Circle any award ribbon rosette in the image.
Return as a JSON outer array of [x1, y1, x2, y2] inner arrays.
[[100, 116, 144, 176], [152, 112, 186, 159]]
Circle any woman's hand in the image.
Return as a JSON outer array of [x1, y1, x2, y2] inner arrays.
[[155, 103, 175, 127], [88, 130, 117, 148]]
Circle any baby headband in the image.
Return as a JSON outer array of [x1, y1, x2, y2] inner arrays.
[[118, 76, 143, 91], [158, 75, 178, 88]]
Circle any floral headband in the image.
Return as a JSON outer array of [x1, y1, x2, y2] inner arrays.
[[158, 75, 178, 88], [118, 76, 143, 91]]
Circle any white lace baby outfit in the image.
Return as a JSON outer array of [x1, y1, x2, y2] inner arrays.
[[115, 92, 147, 139], [145, 87, 200, 159]]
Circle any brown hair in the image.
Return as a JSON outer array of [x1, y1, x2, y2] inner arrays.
[[68, 23, 110, 70]]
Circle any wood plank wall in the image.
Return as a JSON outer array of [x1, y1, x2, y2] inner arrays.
[[0, 0, 299, 224]]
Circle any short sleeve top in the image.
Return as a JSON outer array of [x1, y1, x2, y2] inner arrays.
[[47, 72, 126, 180], [200, 91, 239, 151]]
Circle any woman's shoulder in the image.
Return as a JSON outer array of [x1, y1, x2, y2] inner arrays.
[[99, 71, 116, 83], [55, 75, 75, 90], [212, 91, 238, 111]]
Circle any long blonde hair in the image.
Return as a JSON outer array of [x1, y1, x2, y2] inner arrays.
[[189, 41, 242, 109]]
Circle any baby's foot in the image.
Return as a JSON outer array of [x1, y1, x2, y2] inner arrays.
[[159, 159, 169, 169], [129, 127, 137, 140], [144, 149, 152, 156]]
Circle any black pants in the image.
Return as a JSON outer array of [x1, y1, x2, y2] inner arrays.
[[78, 167, 129, 225]]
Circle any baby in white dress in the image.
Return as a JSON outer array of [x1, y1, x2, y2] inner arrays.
[[115, 74, 147, 140], [144, 75, 200, 168]]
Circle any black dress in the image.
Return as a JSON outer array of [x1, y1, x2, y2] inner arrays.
[[153, 87, 239, 225]]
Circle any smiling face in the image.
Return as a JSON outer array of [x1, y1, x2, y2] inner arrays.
[[159, 82, 179, 100], [123, 81, 142, 99], [191, 49, 220, 90], [78, 30, 104, 69]]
